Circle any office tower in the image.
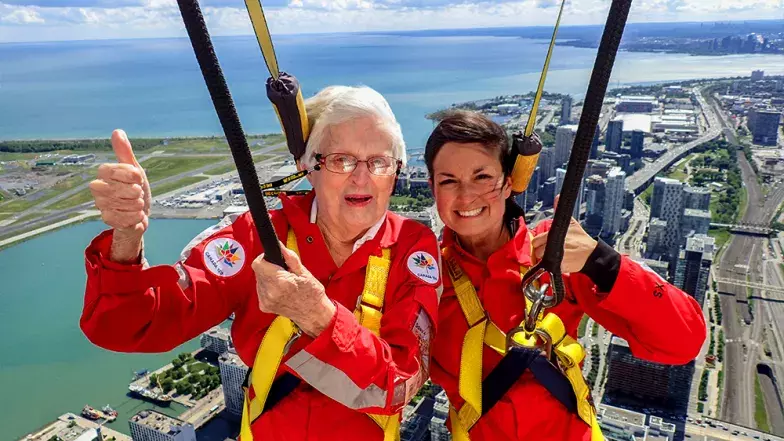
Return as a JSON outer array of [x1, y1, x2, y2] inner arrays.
[[584, 175, 606, 237], [561, 95, 573, 125], [606, 119, 624, 153], [649, 177, 684, 261], [748, 108, 759, 133], [130, 410, 196, 441], [430, 390, 450, 441], [514, 192, 527, 212], [751, 110, 781, 146], [624, 190, 635, 211], [555, 167, 583, 219], [219, 349, 249, 420], [630, 130, 644, 160], [640, 259, 670, 280], [200, 326, 231, 355], [683, 186, 711, 211], [539, 146, 556, 181], [602, 168, 627, 238], [555, 125, 578, 168], [603, 336, 694, 415], [526, 166, 541, 211], [674, 234, 715, 307], [647, 218, 668, 258], [751, 70, 765, 81], [681, 209, 711, 239], [539, 177, 557, 208]]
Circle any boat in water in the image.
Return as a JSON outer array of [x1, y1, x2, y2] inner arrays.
[[132, 369, 149, 381], [129, 384, 173, 405], [102, 405, 118, 417], [82, 405, 117, 422]]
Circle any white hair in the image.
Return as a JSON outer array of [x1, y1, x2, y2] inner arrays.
[[300, 85, 407, 169]]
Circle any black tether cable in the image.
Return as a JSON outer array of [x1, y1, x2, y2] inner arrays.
[[522, 0, 633, 305], [175, 0, 286, 268]]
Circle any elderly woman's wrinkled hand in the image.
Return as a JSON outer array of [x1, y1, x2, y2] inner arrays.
[[252, 245, 337, 337]]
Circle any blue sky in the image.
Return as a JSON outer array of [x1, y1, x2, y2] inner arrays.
[[1, 0, 782, 42]]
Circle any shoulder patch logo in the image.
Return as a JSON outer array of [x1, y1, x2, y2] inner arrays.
[[407, 251, 440, 285], [203, 238, 245, 278]]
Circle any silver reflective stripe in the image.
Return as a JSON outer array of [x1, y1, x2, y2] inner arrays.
[[285, 350, 389, 410], [179, 212, 243, 263], [175, 212, 244, 290]]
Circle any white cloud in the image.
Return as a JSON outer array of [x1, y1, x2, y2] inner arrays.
[[0, 0, 781, 42]]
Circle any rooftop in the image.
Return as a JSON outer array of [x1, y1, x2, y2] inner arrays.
[[219, 348, 247, 368], [615, 113, 653, 133], [204, 326, 231, 341], [611, 335, 630, 348], [683, 208, 712, 219], [131, 410, 190, 435]]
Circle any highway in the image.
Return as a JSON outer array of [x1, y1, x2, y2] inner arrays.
[[626, 88, 722, 194]]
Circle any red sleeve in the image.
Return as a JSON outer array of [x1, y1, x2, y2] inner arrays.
[[565, 257, 706, 365], [80, 214, 254, 353], [283, 227, 440, 415]]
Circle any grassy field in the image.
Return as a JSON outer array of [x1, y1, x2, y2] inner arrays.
[[141, 156, 218, 182], [755, 375, 770, 433], [640, 183, 653, 206], [708, 227, 731, 250], [0, 173, 91, 213], [666, 153, 695, 182], [203, 163, 237, 176], [577, 315, 589, 338], [153, 176, 208, 196]]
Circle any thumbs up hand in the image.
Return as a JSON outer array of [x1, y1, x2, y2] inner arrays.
[[89, 130, 152, 263]]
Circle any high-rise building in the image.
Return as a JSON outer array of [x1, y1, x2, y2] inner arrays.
[[430, 390, 450, 441], [606, 119, 624, 153], [514, 191, 527, 212], [526, 166, 541, 211], [584, 175, 606, 237], [591, 124, 601, 159], [129, 410, 196, 441], [647, 218, 668, 258], [555, 125, 578, 168], [602, 168, 626, 238], [751, 70, 765, 81], [650, 177, 684, 261], [219, 348, 249, 420], [597, 405, 677, 441], [555, 167, 583, 219], [751, 110, 781, 146], [539, 177, 557, 208], [539, 146, 556, 181], [602, 151, 632, 176], [640, 259, 670, 280], [624, 190, 635, 211], [630, 130, 644, 160], [674, 234, 715, 307], [748, 108, 759, 133], [561, 95, 573, 125], [681, 208, 711, 239], [586, 159, 615, 178], [200, 326, 231, 355], [603, 336, 694, 415], [683, 186, 711, 211]]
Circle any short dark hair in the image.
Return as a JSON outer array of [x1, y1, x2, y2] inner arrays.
[[424, 110, 512, 178]]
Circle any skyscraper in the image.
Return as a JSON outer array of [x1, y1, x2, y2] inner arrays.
[[219, 348, 249, 420], [647, 218, 668, 258], [556, 167, 584, 219], [630, 130, 644, 160], [539, 177, 557, 208], [751, 110, 781, 146], [674, 234, 715, 307], [525, 166, 541, 211], [681, 208, 711, 239], [555, 125, 578, 168], [603, 336, 694, 415], [129, 410, 197, 441], [602, 168, 627, 238], [683, 186, 711, 211], [751, 70, 765, 81], [539, 146, 556, 181], [605, 119, 624, 153], [591, 124, 601, 159], [584, 175, 606, 237], [650, 177, 684, 262], [561, 95, 573, 125]]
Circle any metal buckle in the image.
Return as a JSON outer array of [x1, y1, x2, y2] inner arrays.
[[521, 268, 555, 334], [506, 326, 555, 360], [283, 328, 302, 355]]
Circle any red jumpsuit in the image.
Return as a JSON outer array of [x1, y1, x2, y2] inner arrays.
[[80, 192, 440, 441], [430, 217, 707, 441]]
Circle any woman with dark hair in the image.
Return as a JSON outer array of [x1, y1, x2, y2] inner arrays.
[[426, 110, 706, 441]]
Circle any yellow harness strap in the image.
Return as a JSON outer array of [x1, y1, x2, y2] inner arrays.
[[240, 229, 400, 441], [443, 241, 603, 441]]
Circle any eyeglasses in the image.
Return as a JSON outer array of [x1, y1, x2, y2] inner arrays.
[[315, 153, 402, 177]]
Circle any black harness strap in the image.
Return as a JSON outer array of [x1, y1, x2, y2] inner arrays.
[[482, 348, 577, 417]]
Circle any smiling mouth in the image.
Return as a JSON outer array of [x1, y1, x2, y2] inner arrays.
[[345, 195, 373, 206], [456, 207, 485, 218]]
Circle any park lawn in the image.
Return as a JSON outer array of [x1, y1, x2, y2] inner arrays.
[[708, 227, 731, 250], [160, 134, 285, 154], [0, 173, 91, 213], [640, 183, 653, 206], [204, 163, 238, 176], [0, 212, 13, 221], [140, 156, 218, 182], [666, 153, 695, 182], [153, 176, 208, 196], [755, 375, 770, 433]]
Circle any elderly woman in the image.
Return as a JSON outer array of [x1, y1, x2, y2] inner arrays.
[[426, 111, 706, 441], [80, 86, 440, 441]]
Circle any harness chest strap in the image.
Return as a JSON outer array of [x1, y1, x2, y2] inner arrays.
[[442, 244, 603, 441], [239, 228, 400, 441]]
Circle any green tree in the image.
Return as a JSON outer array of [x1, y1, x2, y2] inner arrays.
[[149, 374, 159, 388], [161, 378, 174, 393]]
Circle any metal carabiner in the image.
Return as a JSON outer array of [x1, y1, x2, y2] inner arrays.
[[506, 325, 555, 360], [521, 267, 555, 334]]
